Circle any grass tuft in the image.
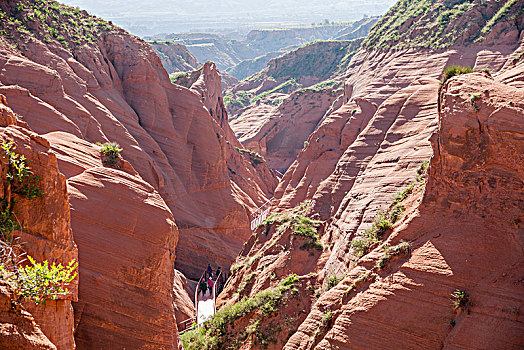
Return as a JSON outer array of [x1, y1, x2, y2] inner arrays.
[[441, 65, 475, 85]]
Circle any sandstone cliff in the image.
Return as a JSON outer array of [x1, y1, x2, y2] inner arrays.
[[209, 1, 524, 348], [284, 61, 524, 350], [0, 0, 277, 348]]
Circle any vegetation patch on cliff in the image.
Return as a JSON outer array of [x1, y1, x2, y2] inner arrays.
[[250, 79, 299, 104], [363, 0, 522, 50], [98, 141, 123, 167], [235, 147, 264, 166], [0, 141, 77, 305], [441, 65, 475, 84], [351, 160, 429, 258], [260, 201, 323, 251], [0, 0, 118, 52], [267, 40, 361, 82]]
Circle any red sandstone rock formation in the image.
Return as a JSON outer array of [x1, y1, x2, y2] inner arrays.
[[0, 0, 276, 276], [0, 0, 277, 348], [226, 40, 364, 173], [0, 96, 78, 349], [231, 87, 342, 173], [0, 282, 56, 350], [284, 64, 524, 350]]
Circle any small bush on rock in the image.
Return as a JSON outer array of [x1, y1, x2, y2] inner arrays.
[[376, 241, 412, 269], [441, 65, 474, 84], [99, 142, 122, 166], [326, 275, 342, 290], [451, 289, 472, 313]]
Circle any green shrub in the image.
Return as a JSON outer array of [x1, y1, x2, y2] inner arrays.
[[374, 211, 393, 235], [1, 141, 43, 199], [235, 147, 264, 166], [441, 65, 475, 84], [224, 91, 251, 110], [169, 72, 187, 83], [351, 208, 400, 258], [258, 202, 322, 251], [350, 228, 380, 258], [0, 255, 77, 305], [415, 160, 430, 182], [388, 203, 405, 223], [0, 199, 22, 243], [0, 141, 44, 271], [99, 142, 122, 166], [394, 183, 415, 204], [237, 272, 255, 295], [250, 79, 298, 104], [291, 210, 322, 250], [470, 93, 481, 103], [322, 310, 333, 327]]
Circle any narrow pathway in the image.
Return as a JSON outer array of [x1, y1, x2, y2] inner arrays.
[[196, 293, 215, 325]]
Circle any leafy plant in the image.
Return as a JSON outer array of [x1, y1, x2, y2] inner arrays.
[[0, 199, 22, 242], [0, 255, 77, 305], [0, 141, 72, 306], [0, 141, 44, 272], [470, 93, 481, 103], [1, 141, 43, 199], [321, 310, 333, 326]]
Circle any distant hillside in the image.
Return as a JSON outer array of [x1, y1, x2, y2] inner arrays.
[[227, 51, 283, 80], [149, 41, 200, 73], [224, 39, 362, 115], [150, 18, 378, 79]]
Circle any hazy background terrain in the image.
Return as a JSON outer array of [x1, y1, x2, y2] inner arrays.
[[59, 0, 396, 36]]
